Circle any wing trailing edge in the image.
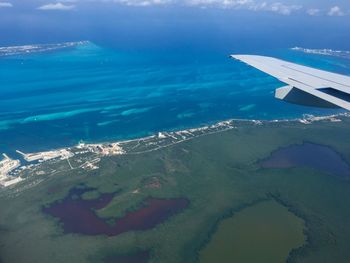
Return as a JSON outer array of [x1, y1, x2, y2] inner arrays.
[[230, 55, 350, 111]]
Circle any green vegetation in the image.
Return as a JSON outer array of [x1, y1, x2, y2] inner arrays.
[[81, 189, 101, 200], [1, 118, 350, 263], [200, 200, 306, 263]]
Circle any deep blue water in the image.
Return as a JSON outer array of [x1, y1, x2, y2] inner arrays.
[[0, 42, 349, 154]]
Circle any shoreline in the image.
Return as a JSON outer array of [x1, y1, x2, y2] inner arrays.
[[0, 41, 90, 57], [0, 112, 348, 189]]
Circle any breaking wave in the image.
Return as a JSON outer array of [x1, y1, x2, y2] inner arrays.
[[0, 41, 89, 57], [291, 47, 350, 59]]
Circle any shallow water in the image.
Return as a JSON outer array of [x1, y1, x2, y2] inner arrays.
[[0, 42, 348, 153], [200, 200, 305, 263]]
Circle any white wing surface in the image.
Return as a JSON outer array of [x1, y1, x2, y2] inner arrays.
[[231, 55, 350, 111]]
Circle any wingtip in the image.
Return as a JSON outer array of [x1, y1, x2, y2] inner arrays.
[[229, 54, 240, 60], [229, 54, 249, 62]]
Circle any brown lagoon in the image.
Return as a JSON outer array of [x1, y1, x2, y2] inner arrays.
[[43, 187, 189, 236]]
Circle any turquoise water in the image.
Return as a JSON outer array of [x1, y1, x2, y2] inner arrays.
[[0, 42, 349, 153]]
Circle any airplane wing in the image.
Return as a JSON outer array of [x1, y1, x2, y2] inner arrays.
[[230, 55, 350, 111]]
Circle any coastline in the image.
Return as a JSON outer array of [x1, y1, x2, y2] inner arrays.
[[291, 47, 350, 59], [0, 41, 89, 57], [0, 112, 348, 190]]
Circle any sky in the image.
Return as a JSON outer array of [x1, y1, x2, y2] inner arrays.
[[0, 0, 349, 51], [2, 0, 350, 15]]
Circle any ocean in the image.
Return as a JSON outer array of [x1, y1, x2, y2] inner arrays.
[[0, 41, 349, 154]]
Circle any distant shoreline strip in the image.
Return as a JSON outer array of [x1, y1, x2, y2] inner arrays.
[[0, 41, 90, 57]]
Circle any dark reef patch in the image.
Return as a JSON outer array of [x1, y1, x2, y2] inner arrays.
[[260, 142, 350, 177], [43, 186, 189, 236], [103, 251, 150, 263]]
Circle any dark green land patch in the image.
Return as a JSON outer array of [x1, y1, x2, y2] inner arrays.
[[1, 118, 350, 262], [81, 189, 101, 200]]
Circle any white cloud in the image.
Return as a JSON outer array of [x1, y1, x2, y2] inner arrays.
[[306, 8, 320, 16], [43, 0, 350, 17], [114, 0, 170, 6], [37, 2, 75, 10], [0, 2, 12, 7], [185, 0, 253, 8], [82, 0, 350, 17], [247, 2, 302, 15], [267, 2, 302, 15], [147, 0, 301, 14], [327, 6, 344, 16]]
